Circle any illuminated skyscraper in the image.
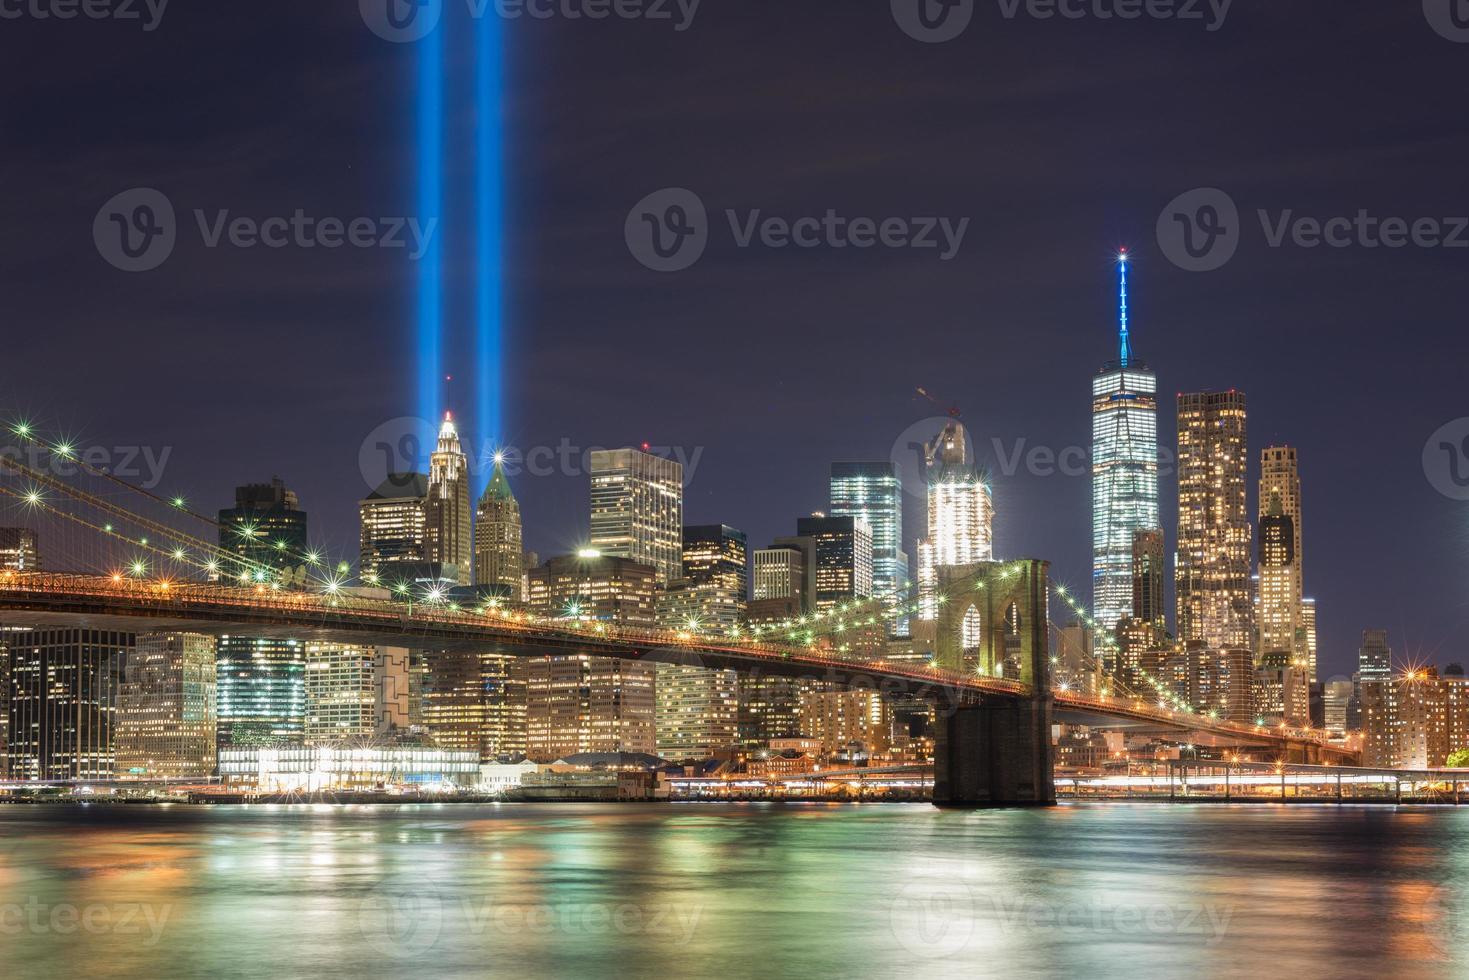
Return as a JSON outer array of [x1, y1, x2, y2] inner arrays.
[[681, 525, 749, 601], [427, 413, 474, 586], [1091, 251, 1159, 632], [115, 633, 217, 779], [1257, 490, 1303, 668], [589, 448, 684, 585], [0, 527, 39, 572], [4, 628, 128, 781], [754, 542, 812, 610], [218, 478, 310, 586], [830, 462, 909, 634], [474, 455, 523, 600], [359, 473, 429, 585], [1260, 446, 1311, 677], [303, 644, 411, 743], [422, 649, 526, 760], [216, 480, 308, 747], [523, 553, 658, 760], [916, 421, 993, 622], [1131, 528, 1166, 629], [1175, 390, 1251, 650], [796, 516, 873, 611]]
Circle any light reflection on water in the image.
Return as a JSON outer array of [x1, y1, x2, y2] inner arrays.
[[0, 802, 1464, 979]]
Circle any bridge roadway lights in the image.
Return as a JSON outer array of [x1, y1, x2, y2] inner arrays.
[[930, 559, 1056, 807]]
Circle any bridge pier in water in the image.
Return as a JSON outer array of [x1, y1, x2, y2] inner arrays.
[[929, 559, 1056, 807]]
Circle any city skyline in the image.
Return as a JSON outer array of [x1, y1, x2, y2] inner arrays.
[[4, 6, 1465, 681]]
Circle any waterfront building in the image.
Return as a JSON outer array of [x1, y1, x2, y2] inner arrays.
[[1260, 446, 1309, 676], [421, 650, 526, 760], [799, 687, 892, 762], [474, 455, 523, 601], [589, 447, 684, 584], [1092, 251, 1160, 632], [916, 421, 993, 623], [1324, 678, 1355, 736], [426, 413, 474, 586], [115, 632, 216, 779], [4, 628, 129, 781], [1176, 391, 1252, 650], [217, 745, 480, 792], [1215, 647, 1257, 725], [830, 462, 909, 634]]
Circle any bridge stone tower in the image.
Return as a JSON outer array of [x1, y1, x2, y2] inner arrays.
[[931, 559, 1055, 807]]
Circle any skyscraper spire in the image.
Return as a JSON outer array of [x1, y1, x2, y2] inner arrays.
[[1117, 249, 1131, 368]]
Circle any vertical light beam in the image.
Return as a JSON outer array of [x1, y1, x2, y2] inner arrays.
[[476, 10, 505, 483], [418, 25, 445, 434]]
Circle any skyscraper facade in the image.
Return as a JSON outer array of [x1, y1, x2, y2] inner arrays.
[[0, 527, 39, 572], [795, 516, 873, 611], [1257, 490, 1303, 668], [1091, 252, 1159, 633], [1260, 446, 1311, 677], [1175, 390, 1251, 650], [830, 462, 909, 633], [681, 524, 749, 599], [5, 628, 129, 781], [218, 478, 309, 586], [523, 553, 658, 760], [359, 473, 429, 585], [755, 542, 812, 610], [422, 650, 526, 760], [217, 480, 308, 748], [427, 413, 474, 586], [303, 644, 411, 742], [1130, 528, 1166, 629], [589, 448, 684, 584], [474, 456, 523, 600], [115, 632, 217, 779], [916, 421, 992, 622]]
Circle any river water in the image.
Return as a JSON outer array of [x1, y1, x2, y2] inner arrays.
[[0, 802, 1463, 978]]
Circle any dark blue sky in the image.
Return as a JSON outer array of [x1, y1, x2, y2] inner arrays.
[[2, 2, 1467, 678]]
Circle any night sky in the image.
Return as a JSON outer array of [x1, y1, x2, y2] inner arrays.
[[2, 2, 1467, 679]]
